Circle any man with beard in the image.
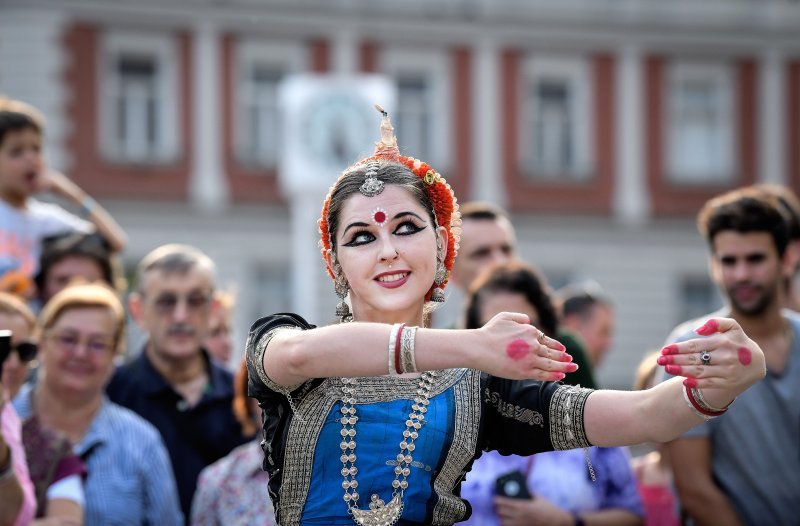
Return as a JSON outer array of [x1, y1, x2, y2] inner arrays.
[[107, 244, 250, 523], [663, 189, 800, 526]]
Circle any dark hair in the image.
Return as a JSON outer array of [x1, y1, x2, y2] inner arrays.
[[754, 184, 800, 241], [325, 159, 436, 254], [697, 188, 790, 256], [463, 261, 558, 336], [458, 201, 509, 223], [0, 96, 44, 147], [555, 282, 612, 322], [35, 232, 116, 298]]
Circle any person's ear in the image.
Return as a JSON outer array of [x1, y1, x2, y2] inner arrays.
[[325, 249, 336, 275], [128, 292, 146, 330], [436, 226, 449, 262], [781, 241, 800, 279]]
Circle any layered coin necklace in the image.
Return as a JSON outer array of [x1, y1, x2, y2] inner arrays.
[[339, 370, 438, 526]]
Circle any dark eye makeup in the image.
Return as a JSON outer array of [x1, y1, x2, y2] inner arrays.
[[342, 220, 427, 247]]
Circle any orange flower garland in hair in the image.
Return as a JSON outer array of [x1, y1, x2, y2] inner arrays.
[[318, 105, 461, 300]]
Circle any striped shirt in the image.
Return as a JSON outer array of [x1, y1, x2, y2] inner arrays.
[[14, 384, 183, 526]]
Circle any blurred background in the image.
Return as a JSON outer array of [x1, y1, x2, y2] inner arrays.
[[2, 0, 799, 388]]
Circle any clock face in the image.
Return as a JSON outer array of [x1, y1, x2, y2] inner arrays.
[[302, 92, 373, 171]]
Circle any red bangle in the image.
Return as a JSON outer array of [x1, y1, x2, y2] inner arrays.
[[394, 323, 405, 375], [684, 385, 728, 417]]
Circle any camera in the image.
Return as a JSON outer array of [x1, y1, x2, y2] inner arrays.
[[494, 469, 533, 500], [0, 330, 11, 379]]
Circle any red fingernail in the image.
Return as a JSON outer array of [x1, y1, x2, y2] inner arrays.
[[695, 319, 719, 336], [552, 372, 566, 381], [661, 344, 678, 355], [567, 363, 579, 372], [555, 341, 566, 352], [657, 355, 672, 366], [683, 377, 697, 388], [563, 354, 573, 362], [666, 364, 682, 375]]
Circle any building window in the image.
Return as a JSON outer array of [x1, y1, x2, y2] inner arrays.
[[679, 276, 722, 325], [379, 47, 451, 170], [100, 31, 179, 164], [666, 61, 735, 184], [234, 40, 306, 170], [396, 76, 431, 162], [520, 55, 593, 181], [240, 66, 282, 167]]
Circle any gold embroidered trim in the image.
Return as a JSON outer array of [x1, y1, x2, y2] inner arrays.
[[431, 369, 482, 525], [251, 325, 304, 395], [483, 388, 545, 427], [276, 368, 467, 526], [549, 385, 593, 450]]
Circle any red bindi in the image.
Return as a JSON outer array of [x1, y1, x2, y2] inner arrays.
[[506, 339, 529, 361], [372, 207, 388, 227], [695, 319, 719, 336], [737, 347, 752, 366]]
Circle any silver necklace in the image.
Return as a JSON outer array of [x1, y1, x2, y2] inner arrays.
[[340, 371, 438, 526]]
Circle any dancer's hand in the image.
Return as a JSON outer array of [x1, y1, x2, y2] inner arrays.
[[474, 312, 576, 381], [657, 317, 766, 408]]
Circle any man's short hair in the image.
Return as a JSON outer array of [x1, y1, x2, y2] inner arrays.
[[555, 281, 612, 321], [753, 184, 800, 242], [697, 188, 791, 256], [459, 201, 510, 222], [134, 244, 216, 293]]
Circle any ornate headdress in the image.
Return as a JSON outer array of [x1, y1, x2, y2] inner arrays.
[[319, 105, 461, 303]]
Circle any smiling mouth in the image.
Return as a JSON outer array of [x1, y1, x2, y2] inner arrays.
[[377, 272, 409, 283]]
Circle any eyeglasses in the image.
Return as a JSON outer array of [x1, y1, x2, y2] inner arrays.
[[5, 342, 38, 362], [149, 292, 212, 314], [47, 331, 114, 356]]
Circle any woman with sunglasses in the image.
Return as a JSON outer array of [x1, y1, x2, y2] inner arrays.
[[246, 107, 766, 526], [2, 291, 84, 525], [12, 284, 183, 525]]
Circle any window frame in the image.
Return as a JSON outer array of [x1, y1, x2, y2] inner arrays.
[[519, 54, 594, 181], [665, 60, 737, 185], [233, 39, 306, 170], [98, 30, 180, 165], [378, 47, 452, 170]]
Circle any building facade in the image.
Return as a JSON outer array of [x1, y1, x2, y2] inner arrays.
[[2, 0, 799, 386]]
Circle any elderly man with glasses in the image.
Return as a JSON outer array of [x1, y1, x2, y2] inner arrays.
[[107, 244, 251, 523]]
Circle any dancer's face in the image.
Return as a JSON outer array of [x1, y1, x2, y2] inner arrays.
[[334, 185, 446, 324]]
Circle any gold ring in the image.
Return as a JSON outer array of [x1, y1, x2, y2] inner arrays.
[[538, 330, 547, 345]]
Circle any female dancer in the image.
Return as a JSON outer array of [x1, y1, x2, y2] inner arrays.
[[246, 106, 765, 526]]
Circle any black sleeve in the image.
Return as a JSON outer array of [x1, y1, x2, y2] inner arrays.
[[244, 312, 324, 519], [480, 375, 593, 456]]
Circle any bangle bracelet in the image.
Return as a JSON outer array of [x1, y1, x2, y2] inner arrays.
[[388, 323, 404, 376], [79, 196, 97, 218], [683, 385, 727, 420], [399, 326, 418, 374], [692, 387, 734, 413]]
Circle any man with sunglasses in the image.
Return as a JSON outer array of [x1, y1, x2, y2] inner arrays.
[[107, 244, 251, 523]]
